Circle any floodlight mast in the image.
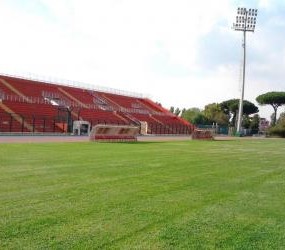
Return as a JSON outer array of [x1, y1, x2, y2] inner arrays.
[[232, 7, 257, 135]]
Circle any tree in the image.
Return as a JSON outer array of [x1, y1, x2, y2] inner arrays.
[[169, 106, 181, 116], [277, 112, 285, 126], [256, 92, 285, 126], [203, 103, 229, 125], [270, 113, 276, 126], [181, 108, 209, 125], [250, 114, 260, 130], [220, 99, 259, 126], [269, 112, 285, 138], [242, 115, 251, 129], [174, 107, 181, 116], [169, 106, 175, 113], [242, 114, 260, 131]]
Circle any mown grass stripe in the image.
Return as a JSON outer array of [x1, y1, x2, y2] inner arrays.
[[0, 139, 285, 249]]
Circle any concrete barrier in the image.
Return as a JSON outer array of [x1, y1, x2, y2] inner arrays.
[[90, 124, 140, 142]]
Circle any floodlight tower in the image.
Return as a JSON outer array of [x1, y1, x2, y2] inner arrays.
[[232, 7, 258, 135]]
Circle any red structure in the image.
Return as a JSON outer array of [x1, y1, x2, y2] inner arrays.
[[0, 74, 194, 135]]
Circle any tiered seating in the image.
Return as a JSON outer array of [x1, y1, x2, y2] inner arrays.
[[1, 76, 60, 98], [100, 93, 167, 133], [2, 100, 63, 133], [92, 91, 118, 109], [139, 98, 167, 113], [153, 114, 182, 125], [116, 112, 187, 134], [0, 74, 193, 134], [79, 108, 126, 126], [130, 113, 159, 125], [58, 86, 94, 106], [0, 111, 26, 133], [52, 87, 166, 130], [0, 78, 17, 96], [103, 92, 148, 111], [3, 101, 58, 117], [152, 114, 192, 134]]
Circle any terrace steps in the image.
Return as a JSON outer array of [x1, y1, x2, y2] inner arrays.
[[0, 102, 35, 132], [58, 87, 88, 108], [0, 74, 194, 135], [149, 114, 164, 125], [101, 94, 121, 109], [120, 112, 141, 125], [136, 99, 154, 112], [143, 98, 169, 113], [113, 111, 129, 124], [0, 78, 32, 103]]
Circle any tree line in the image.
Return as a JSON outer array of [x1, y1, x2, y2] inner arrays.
[[170, 91, 285, 135]]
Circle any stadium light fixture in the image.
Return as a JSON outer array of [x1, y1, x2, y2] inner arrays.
[[232, 7, 258, 135]]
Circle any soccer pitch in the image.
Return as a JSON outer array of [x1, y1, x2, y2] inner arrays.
[[1, 139, 285, 249]]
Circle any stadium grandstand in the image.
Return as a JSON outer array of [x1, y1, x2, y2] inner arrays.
[[0, 74, 194, 135]]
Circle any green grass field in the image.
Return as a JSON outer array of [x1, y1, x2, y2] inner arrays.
[[1, 139, 285, 249]]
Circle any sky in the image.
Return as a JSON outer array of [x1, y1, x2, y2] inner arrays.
[[0, 0, 285, 120]]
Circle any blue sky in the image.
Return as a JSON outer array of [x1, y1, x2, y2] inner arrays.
[[0, 0, 285, 120]]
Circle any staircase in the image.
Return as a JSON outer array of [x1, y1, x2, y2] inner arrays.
[[58, 87, 88, 108], [0, 78, 32, 103], [0, 102, 35, 132]]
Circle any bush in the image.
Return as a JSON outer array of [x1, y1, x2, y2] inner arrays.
[[269, 126, 285, 138]]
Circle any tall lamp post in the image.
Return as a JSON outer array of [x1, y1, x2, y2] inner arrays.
[[232, 7, 258, 135]]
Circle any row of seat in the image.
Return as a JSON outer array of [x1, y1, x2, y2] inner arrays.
[[0, 75, 193, 134]]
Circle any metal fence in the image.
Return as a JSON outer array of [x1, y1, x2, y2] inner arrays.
[[148, 123, 192, 135], [0, 112, 68, 133], [0, 112, 193, 135]]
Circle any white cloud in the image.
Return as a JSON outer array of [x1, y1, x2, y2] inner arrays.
[[258, 0, 271, 9], [0, 0, 284, 121]]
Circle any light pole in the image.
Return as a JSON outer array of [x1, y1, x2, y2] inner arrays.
[[232, 7, 258, 135]]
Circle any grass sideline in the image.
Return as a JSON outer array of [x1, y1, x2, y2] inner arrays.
[[1, 139, 285, 249]]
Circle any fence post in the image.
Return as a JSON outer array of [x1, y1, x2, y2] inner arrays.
[[43, 118, 46, 133], [32, 116, 35, 133], [21, 116, 24, 133], [9, 114, 13, 133], [53, 119, 56, 133]]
